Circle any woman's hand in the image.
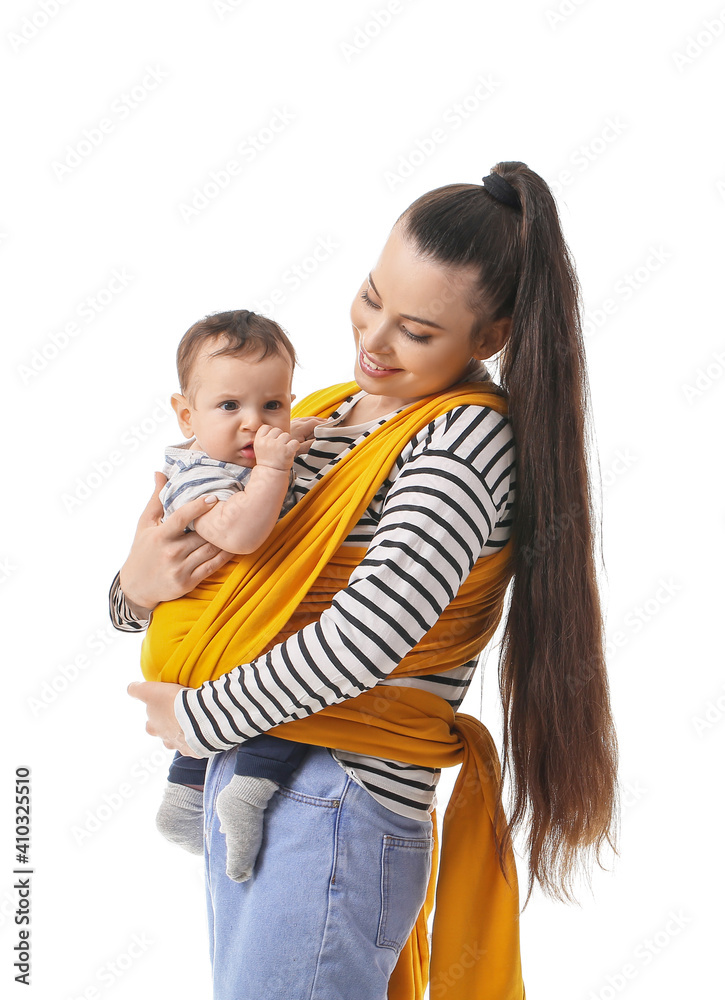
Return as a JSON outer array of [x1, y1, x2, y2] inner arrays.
[[119, 472, 235, 613], [289, 416, 327, 455], [127, 680, 200, 756]]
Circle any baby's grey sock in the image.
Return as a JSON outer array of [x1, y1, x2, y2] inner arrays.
[[215, 775, 278, 882], [155, 783, 205, 856]]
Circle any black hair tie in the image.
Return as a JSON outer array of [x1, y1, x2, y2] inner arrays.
[[482, 173, 522, 211]]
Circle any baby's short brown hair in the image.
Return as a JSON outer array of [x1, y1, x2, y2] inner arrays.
[[177, 310, 297, 402]]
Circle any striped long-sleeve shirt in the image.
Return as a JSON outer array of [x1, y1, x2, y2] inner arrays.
[[109, 368, 516, 821]]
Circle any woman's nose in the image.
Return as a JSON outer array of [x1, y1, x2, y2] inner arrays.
[[361, 319, 390, 356]]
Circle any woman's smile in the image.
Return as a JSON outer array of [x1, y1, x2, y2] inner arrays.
[[349, 225, 501, 409], [357, 343, 403, 376]]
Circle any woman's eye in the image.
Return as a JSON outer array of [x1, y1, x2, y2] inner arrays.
[[401, 327, 430, 344], [361, 287, 429, 343]]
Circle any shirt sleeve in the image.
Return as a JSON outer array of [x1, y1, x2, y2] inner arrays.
[[108, 572, 150, 632], [160, 466, 243, 517], [174, 405, 516, 756]]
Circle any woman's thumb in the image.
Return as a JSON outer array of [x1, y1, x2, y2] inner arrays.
[[139, 471, 167, 525]]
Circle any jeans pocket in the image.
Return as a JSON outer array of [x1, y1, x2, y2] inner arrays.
[[376, 834, 434, 954]]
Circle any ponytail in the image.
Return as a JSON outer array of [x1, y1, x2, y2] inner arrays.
[[399, 163, 619, 904]]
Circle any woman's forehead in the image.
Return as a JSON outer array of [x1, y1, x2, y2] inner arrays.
[[372, 226, 479, 327]]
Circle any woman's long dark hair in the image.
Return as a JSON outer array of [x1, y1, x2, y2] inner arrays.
[[398, 162, 619, 905]]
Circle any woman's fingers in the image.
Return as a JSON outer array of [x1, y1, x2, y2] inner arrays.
[[186, 546, 235, 587], [120, 478, 231, 609], [127, 680, 200, 757], [289, 416, 327, 441], [165, 493, 220, 535], [137, 471, 168, 527]]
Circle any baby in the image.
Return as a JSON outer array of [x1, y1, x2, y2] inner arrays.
[[153, 308, 321, 881]]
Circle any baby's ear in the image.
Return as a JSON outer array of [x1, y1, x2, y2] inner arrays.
[[170, 393, 194, 438], [290, 393, 296, 403]]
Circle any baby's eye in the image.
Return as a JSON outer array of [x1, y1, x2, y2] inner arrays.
[[264, 400, 282, 410], [220, 401, 238, 411]]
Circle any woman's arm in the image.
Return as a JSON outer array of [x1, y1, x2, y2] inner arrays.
[[174, 405, 515, 756]]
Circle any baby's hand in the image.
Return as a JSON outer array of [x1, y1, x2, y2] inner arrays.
[[253, 425, 299, 472], [290, 416, 327, 455]]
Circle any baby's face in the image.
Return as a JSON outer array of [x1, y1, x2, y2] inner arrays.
[[183, 348, 293, 466]]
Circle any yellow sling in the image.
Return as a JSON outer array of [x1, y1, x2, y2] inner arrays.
[[141, 380, 526, 1000]]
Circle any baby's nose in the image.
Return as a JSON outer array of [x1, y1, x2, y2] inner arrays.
[[240, 410, 263, 431]]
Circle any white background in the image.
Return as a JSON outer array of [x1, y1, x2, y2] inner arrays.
[[1, 1, 723, 998]]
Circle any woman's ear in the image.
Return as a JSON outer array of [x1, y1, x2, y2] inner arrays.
[[170, 393, 195, 438], [473, 317, 512, 359]]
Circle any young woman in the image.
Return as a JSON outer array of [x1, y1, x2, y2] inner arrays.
[[119, 161, 619, 1000]]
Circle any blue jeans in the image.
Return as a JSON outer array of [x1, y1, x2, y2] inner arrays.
[[203, 744, 435, 1000]]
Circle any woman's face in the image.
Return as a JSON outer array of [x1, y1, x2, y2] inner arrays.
[[349, 225, 505, 406]]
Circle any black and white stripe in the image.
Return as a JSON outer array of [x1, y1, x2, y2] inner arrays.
[[110, 369, 516, 821], [109, 580, 149, 632]]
